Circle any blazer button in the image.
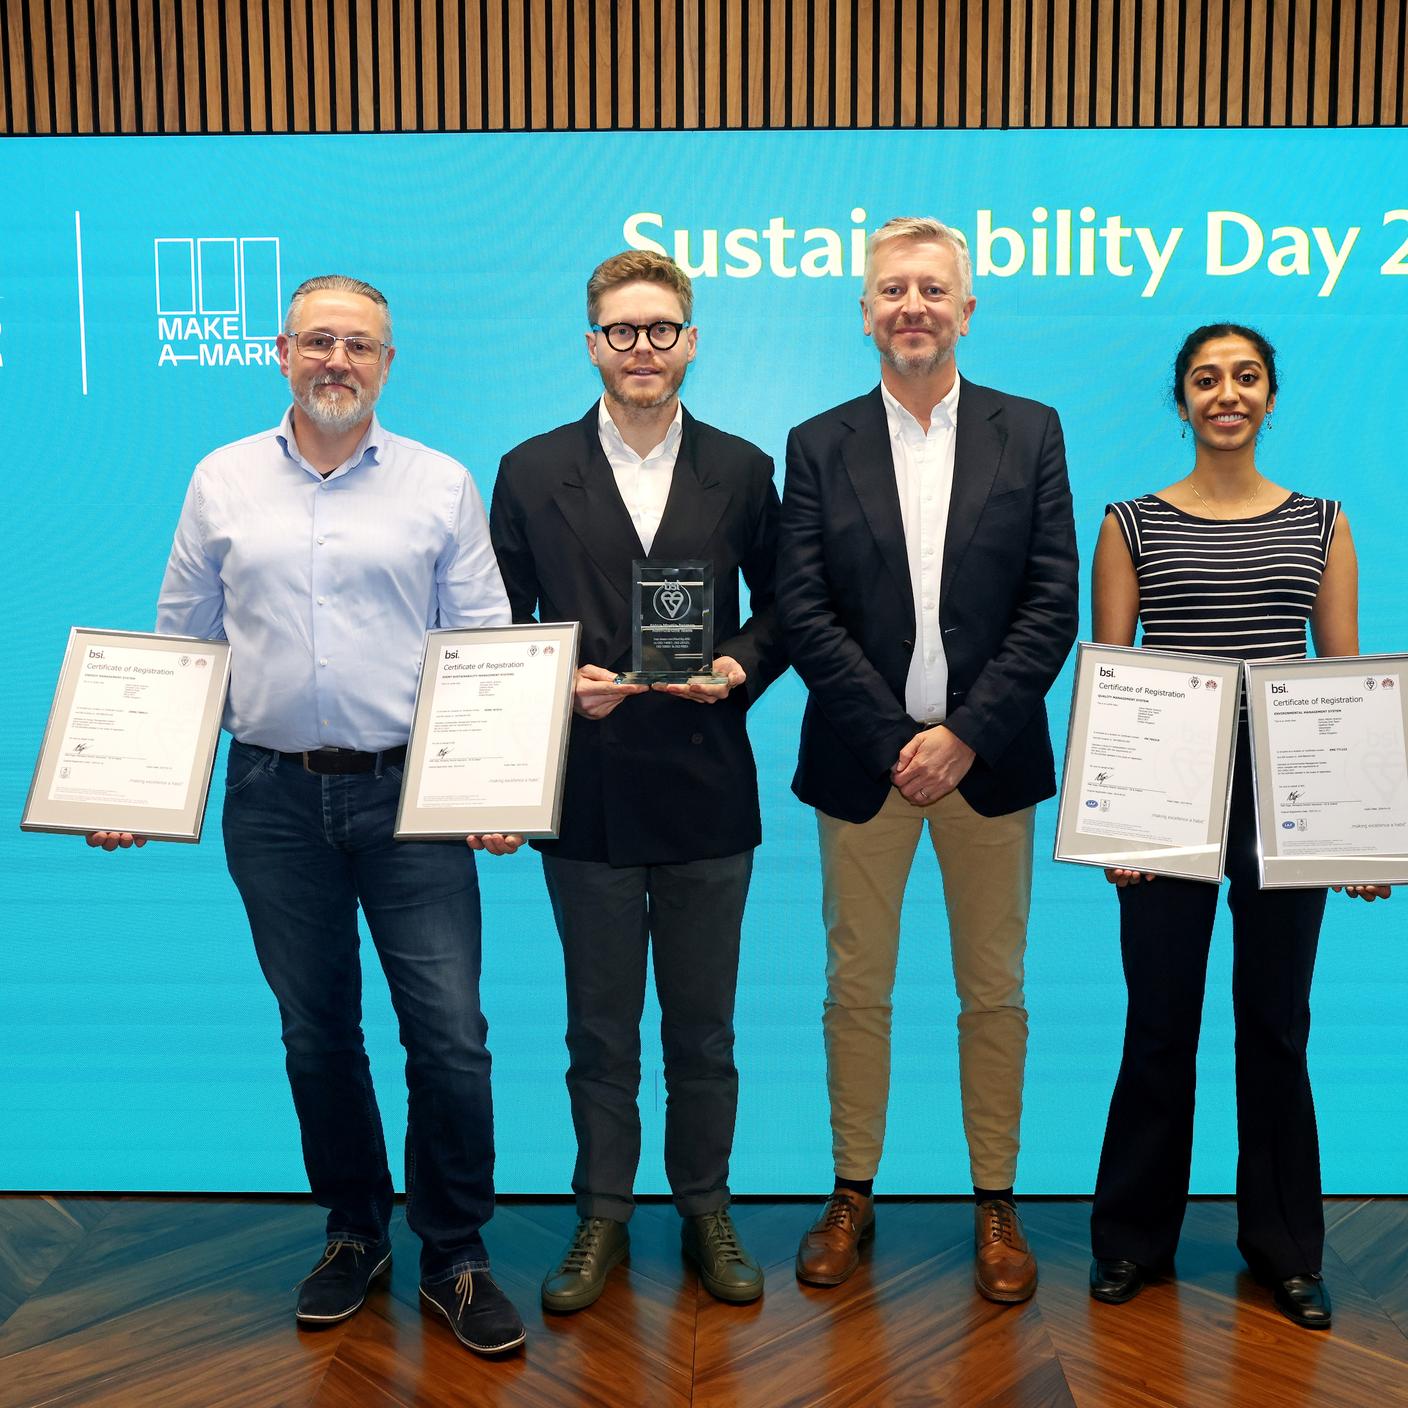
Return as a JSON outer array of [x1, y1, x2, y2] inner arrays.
[[901, 639, 913, 650], [691, 732, 704, 745]]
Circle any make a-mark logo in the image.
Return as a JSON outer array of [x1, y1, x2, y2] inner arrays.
[[155, 236, 281, 368]]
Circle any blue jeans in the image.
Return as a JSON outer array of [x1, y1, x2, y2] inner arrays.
[[222, 741, 494, 1281]]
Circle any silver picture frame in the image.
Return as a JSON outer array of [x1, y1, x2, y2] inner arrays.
[[395, 621, 579, 841], [21, 627, 231, 843], [1054, 642, 1242, 883]]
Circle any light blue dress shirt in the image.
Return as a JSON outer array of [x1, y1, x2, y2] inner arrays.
[[157, 408, 510, 752]]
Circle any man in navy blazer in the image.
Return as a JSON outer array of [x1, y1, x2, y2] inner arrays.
[[779, 217, 1078, 1303], [490, 251, 784, 1315]]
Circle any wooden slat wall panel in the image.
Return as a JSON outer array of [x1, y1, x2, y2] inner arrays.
[[6, 0, 1406, 133]]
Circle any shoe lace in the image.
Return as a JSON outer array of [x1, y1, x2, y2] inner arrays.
[[559, 1218, 608, 1274], [980, 1202, 1020, 1248], [293, 1238, 362, 1290], [820, 1194, 859, 1234], [698, 1210, 744, 1264], [453, 1270, 474, 1318]]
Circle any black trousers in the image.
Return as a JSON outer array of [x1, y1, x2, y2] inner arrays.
[[540, 849, 753, 1221], [1090, 731, 1328, 1279]]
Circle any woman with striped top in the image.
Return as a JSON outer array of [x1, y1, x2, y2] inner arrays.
[[1086, 324, 1389, 1330]]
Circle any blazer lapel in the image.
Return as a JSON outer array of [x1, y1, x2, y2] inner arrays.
[[941, 381, 1007, 601], [644, 409, 729, 561], [841, 388, 913, 622], [550, 406, 646, 605]]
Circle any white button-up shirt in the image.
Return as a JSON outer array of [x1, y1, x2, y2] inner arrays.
[[597, 396, 683, 554], [883, 374, 961, 724]]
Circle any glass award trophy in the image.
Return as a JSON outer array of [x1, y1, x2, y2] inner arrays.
[[616, 559, 725, 685]]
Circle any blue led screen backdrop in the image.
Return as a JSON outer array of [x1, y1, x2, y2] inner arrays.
[[3, 130, 1405, 1192]]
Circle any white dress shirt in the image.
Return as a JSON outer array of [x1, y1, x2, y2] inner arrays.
[[597, 396, 683, 554], [883, 373, 961, 724], [156, 408, 509, 751]]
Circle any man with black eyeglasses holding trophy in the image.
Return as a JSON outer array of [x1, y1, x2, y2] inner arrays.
[[91, 275, 527, 1356], [490, 250, 785, 1313]]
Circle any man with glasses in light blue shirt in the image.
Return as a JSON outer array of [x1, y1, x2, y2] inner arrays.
[[91, 274, 525, 1355]]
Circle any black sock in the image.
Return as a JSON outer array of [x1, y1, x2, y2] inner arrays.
[[834, 1175, 874, 1199], [974, 1185, 1015, 1205]]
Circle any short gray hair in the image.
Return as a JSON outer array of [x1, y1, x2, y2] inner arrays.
[[284, 274, 393, 344], [865, 217, 973, 302]]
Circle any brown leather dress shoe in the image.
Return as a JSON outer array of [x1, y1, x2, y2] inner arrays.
[[974, 1200, 1037, 1303], [795, 1189, 875, 1286]]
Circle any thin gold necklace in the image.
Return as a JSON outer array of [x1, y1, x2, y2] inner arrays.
[[1185, 472, 1263, 520]]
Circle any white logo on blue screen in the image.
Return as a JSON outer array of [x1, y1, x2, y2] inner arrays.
[[155, 237, 282, 368]]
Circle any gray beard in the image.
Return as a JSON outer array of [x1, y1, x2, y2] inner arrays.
[[296, 379, 375, 432], [882, 344, 948, 378]]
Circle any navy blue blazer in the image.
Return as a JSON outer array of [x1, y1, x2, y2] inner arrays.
[[777, 379, 1079, 823]]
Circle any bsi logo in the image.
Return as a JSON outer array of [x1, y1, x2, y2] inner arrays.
[[1098, 665, 1115, 677], [88, 648, 104, 659], [155, 236, 281, 368], [1270, 682, 1288, 694]]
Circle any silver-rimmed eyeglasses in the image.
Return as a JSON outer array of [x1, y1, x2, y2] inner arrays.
[[590, 320, 689, 352], [288, 330, 388, 364]]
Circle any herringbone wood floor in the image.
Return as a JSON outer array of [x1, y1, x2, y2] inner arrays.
[[1, 1196, 1405, 1407]]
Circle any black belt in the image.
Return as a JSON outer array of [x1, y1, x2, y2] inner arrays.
[[275, 745, 408, 775]]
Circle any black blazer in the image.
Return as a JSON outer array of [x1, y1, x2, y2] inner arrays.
[[777, 379, 1078, 823], [490, 404, 785, 865]]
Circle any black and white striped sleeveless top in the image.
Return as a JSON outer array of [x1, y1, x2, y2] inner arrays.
[[1108, 492, 1340, 662]]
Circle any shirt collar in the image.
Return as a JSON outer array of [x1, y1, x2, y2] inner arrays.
[[276, 407, 385, 478], [880, 371, 962, 440], [597, 396, 683, 463]]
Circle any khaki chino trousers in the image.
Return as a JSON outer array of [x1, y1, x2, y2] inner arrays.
[[817, 784, 1035, 1189]]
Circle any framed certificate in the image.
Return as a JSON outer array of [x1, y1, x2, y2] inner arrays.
[[21, 627, 231, 842], [1054, 642, 1242, 882], [1245, 653, 1408, 887], [395, 621, 579, 840]]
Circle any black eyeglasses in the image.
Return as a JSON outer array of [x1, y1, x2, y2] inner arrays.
[[289, 330, 388, 364], [590, 320, 689, 352]]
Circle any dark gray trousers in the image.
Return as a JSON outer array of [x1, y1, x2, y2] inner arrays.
[[540, 849, 753, 1221]]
